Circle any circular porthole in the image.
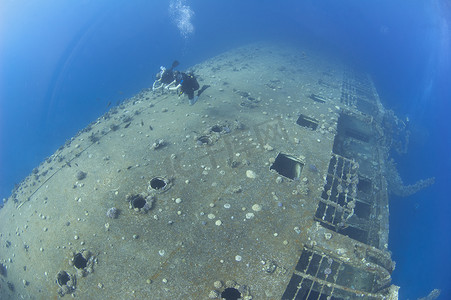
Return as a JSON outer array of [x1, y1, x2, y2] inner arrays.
[[73, 253, 87, 269], [56, 271, 71, 287], [148, 177, 171, 194], [56, 270, 76, 296], [69, 250, 95, 278], [150, 177, 167, 190], [196, 135, 212, 145], [130, 194, 146, 209], [127, 193, 155, 212], [221, 287, 241, 300], [210, 125, 222, 133]]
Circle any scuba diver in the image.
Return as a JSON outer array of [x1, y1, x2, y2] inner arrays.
[[152, 60, 180, 91], [166, 71, 210, 105]]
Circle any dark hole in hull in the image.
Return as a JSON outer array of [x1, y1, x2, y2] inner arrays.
[[197, 135, 211, 145], [221, 287, 241, 300], [296, 114, 318, 130], [270, 153, 304, 180], [354, 201, 371, 220], [357, 177, 372, 194], [308, 93, 326, 103], [131, 195, 146, 209], [150, 177, 167, 190], [74, 253, 87, 269], [57, 271, 70, 286]]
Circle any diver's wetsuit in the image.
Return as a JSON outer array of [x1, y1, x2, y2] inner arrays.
[[160, 69, 175, 85], [153, 60, 179, 91], [176, 72, 200, 100]]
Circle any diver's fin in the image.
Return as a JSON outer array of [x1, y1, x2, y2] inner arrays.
[[189, 96, 199, 105], [171, 60, 180, 70], [197, 85, 210, 97]]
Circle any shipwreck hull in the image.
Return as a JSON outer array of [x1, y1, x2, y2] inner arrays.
[[0, 44, 399, 299]]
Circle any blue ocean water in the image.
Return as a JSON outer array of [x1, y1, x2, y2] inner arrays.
[[0, 1, 449, 299]]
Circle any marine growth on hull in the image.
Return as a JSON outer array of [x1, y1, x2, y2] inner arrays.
[[0, 43, 433, 299]]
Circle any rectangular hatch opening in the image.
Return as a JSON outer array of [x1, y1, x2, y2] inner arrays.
[[357, 176, 372, 194], [308, 93, 326, 103], [296, 114, 319, 130], [270, 152, 304, 180]]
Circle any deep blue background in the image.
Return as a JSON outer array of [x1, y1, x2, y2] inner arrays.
[[1, 1, 450, 299]]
